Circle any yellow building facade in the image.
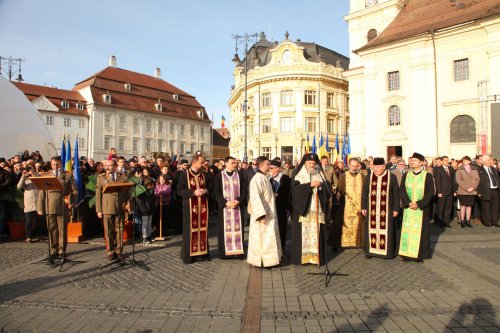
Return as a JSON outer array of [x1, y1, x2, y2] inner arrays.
[[228, 33, 349, 163]]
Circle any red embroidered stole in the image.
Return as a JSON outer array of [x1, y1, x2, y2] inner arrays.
[[187, 169, 208, 256], [368, 171, 390, 256]]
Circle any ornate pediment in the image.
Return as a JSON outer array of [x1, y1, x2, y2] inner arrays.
[[32, 95, 58, 111], [382, 94, 405, 104], [381, 130, 407, 142]]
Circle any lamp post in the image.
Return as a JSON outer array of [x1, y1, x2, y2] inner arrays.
[[231, 33, 258, 162], [0, 56, 24, 82]]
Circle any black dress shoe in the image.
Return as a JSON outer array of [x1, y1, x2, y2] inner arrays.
[[493, 224, 500, 227], [116, 253, 124, 261], [364, 254, 372, 259], [108, 253, 116, 261]]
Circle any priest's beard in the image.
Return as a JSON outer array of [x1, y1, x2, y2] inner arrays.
[[307, 167, 317, 175]]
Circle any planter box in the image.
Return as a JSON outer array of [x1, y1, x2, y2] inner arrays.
[[7, 221, 25, 239], [68, 221, 85, 243]]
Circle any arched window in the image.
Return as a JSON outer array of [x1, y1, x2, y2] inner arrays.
[[367, 29, 378, 42], [450, 115, 475, 143], [388, 105, 400, 126]]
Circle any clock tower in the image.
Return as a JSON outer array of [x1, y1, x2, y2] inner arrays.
[[344, 0, 406, 68]]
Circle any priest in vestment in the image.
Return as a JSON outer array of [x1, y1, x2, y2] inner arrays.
[[177, 155, 211, 264], [361, 157, 400, 259], [214, 156, 245, 259], [329, 158, 366, 248], [399, 152, 435, 262], [290, 153, 332, 266], [247, 156, 282, 268]]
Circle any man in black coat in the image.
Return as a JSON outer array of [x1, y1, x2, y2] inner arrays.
[[171, 159, 189, 234], [269, 159, 291, 251], [434, 156, 457, 228], [0, 165, 15, 237], [477, 155, 500, 227]]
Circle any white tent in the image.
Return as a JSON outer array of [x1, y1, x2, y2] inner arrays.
[[0, 76, 54, 159]]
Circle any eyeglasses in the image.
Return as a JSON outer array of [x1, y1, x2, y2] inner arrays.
[[252, 163, 257, 166]]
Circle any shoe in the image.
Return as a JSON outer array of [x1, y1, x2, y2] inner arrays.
[[493, 223, 500, 228], [26, 238, 32, 243], [116, 253, 124, 261], [460, 221, 465, 228], [364, 254, 372, 259], [485, 224, 492, 227], [143, 238, 151, 244], [445, 224, 452, 228], [466, 220, 473, 228], [108, 253, 115, 261]]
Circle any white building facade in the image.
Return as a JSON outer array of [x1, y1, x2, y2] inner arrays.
[[345, 0, 500, 159]]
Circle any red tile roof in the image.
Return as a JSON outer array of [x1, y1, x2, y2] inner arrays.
[[74, 66, 209, 122], [215, 128, 230, 139], [213, 128, 230, 146], [357, 0, 500, 52], [13, 82, 88, 117]]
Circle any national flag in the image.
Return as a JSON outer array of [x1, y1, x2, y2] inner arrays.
[[221, 115, 226, 128], [65, 136, 72, 172], [61, 135, 66, 167], [305, 133, 310, 153], [73, 137, 84, 202], [318, 133, 328, 158], [346, 133, 351, 163], [334, 134, 339, 162], [342, 134, 347, 164], [312, 134, 317, 154]]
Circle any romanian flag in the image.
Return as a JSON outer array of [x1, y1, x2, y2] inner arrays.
[[305, 133, 310, 153], [332, 134, 339, 162], [221, 115, 226, 128], [318, 133, 328, 158], [65, 136, 72, 172]]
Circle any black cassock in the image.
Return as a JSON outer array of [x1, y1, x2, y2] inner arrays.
[[270, 173, 291, 251], [399, 171, 435, 261], [290, 178, 331, 266], [213, 170, 246, 259], [361, 171, 400, 259], [177, 169, 212, 264]]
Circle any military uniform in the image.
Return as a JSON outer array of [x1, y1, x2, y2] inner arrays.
[[36, 170, 77, 255], [96, 172, 129, 256]]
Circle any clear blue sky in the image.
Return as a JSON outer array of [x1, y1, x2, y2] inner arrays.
[[0, 0, 350, 127]]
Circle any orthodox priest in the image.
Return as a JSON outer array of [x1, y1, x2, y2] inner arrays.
[[177, 154, 211, 264], [290, 153, 332, 265], [399, 152, 435, 262], [214, 156, 245, 259], [329, 158, 366, 249], [247, 156, 282, 268], [361, 158, 400, 259]]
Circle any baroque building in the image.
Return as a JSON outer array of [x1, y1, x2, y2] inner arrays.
[[345, 0, 500, 159], [228, 33, 349, 163]]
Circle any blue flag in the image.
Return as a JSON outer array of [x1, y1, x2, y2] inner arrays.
[[65, 137, 72, 172], [335, 134, 339, 155], [342, 134, 347, 164], [61, 136, 67, 167], [346, 134, 351, 156], [326, 134, 330, 151], [73, 137, 84, 202], [312, 134, 317, 154]]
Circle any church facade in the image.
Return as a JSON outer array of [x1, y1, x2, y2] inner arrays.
[[345, 0, 500, 159]]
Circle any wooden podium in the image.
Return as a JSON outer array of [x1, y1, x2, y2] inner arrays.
[[103, 182, 134, 194]]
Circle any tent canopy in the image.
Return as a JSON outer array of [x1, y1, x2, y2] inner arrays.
[[0, 76, 54, 160]]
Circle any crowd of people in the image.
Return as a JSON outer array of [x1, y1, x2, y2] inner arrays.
[[0, 147, 499, 266]]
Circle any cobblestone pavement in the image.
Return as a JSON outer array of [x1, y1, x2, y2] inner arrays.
[[0, 218, 499, 332]]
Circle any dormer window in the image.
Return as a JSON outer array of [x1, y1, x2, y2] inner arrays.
[[103, 92, 112, 104], [76, 103, 85, 111], [172, 94, 179, 101], [155, 99, 163, 112], [124, 83, 131, 91], [197, 110, 204, 119], [61, 101, 70, 109]]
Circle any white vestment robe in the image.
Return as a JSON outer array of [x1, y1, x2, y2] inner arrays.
[[247, 171, 282, 267]]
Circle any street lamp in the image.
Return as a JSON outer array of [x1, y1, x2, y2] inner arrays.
[[0, 56, 25, 82], [232, 33, 258, 162]]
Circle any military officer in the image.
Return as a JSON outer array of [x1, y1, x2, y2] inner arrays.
[[96, 159, 130, 260], [37, 156, 77, 261]]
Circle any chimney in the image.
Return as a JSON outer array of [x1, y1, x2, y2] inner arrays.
[[259, 32, 266, 41], [109, 55, 117, 67], [154, 67, 161, 79]]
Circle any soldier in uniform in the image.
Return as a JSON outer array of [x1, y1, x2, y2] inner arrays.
[[96, 159, 130, 261], [37, 156, 77, 261]]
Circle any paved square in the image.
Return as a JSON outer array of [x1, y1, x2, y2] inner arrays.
[[1, 219, 499, 332]]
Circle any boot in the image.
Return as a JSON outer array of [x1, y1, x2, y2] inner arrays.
[[460, 219, 465, 228], [466, 219, 473, 228]]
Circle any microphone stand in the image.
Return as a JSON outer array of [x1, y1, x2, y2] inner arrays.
[[316, 165, 334, 287]]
